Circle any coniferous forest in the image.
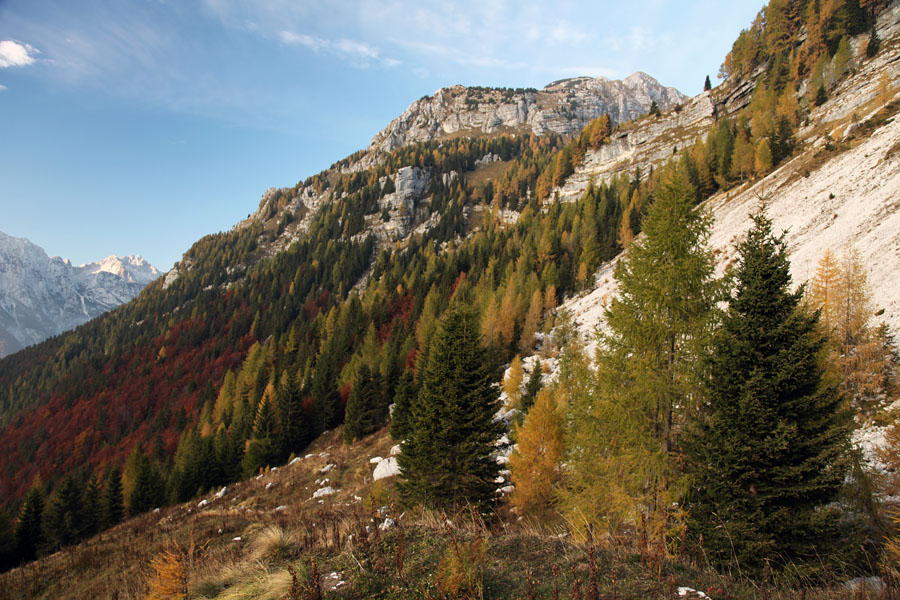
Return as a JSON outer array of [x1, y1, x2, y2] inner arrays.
[[2, 0, 900, 597]]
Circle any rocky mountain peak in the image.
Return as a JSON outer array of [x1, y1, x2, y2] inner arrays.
[[367, 73, 688, 154]]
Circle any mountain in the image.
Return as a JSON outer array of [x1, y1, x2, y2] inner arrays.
[[367, 72, 687, 155], [0, 231, 160, 357], [2, 0, 900, 591]]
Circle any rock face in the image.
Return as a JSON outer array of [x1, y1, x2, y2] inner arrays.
[[0, 231, 160, 357], [369, 72, 688, 153]]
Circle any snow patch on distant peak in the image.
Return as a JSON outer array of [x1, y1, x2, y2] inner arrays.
[[82, 255, 161, 285]]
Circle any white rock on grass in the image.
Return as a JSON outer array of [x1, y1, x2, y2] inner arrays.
[[379, 518, 396, 531], [677, 587, 710, 599], [313, 486, 336, 498], [390, 444, 402, 456], [369, 456, 383, 464], [373, 457, 400, 481], [215, 486, 227, 499]]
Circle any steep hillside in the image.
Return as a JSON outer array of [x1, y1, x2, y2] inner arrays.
[[0, 425, 876, 600], [0, 231, 159, 357], [2, 0, 900, 591]]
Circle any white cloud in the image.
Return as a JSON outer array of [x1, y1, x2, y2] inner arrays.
[[0, 84, 7, 91], [278, 31, 327, 52], [394, 39, 527, 71], [558, 65, 620, 79], [0, 40, 39, 68], [279, 30, 397, 67]]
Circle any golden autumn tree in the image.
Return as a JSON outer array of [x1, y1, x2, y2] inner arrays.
[[520, 289, 544, 352], [509, 388, 564, 518], [503, 355, 524, 409], [754, 137, 773, 175], [144, 541, 190, 600], [809, 248, 895, 411], [809, 248, 842, 332]]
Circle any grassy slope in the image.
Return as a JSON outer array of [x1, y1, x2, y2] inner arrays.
[[0, 425, 889, 600]]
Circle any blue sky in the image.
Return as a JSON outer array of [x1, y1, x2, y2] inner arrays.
[[0, 0, 764, 271]]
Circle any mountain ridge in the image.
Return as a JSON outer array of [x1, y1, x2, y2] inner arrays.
[[0, 231, 160, 357], [366, 71, 687, 156]]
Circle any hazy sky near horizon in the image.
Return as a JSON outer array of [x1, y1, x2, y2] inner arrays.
[[0, 0, 763, 271]]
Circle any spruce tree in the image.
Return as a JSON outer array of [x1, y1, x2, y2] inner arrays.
[[42, 474, 85, 551], [82, 476, 102, 538], [14, 483, 44, 563], [390, 370, 415, 441], [128, 449, 165, 516], [103, 465, 124, 528], [684, 208, 853, 573], [344, 364, 386, 443], [704, 75, 712, 91], [398, 305, 502, 511], [815, 83, 828, 106], [311, 351, 342, 434], [0, 509, 14, 571], [277, 369, 307, 454]]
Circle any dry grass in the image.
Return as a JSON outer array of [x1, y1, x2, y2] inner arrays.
[[1, 425, 897, 599]]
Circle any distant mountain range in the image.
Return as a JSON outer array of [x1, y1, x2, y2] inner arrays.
[[0, 231, 160, 357]]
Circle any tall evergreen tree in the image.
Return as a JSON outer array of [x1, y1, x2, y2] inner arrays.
[[128, 449, 165, 516], [311, 350, 343, 434], [43, 474, 85, 551], [14, 483, 44, 563], [704, 74, 712, 91], [390, 370, 416, 441], [344, 364, 386, 443], [277, 369, 308, 454], [398, 305, 503, 511], [0, 509, 14, 571], [82, 476, 102, 538], [684, 208, 853, 573], [103, 465, 125, 528]]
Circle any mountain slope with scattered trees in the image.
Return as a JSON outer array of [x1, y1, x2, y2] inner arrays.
[[2, 0, 900, 597]]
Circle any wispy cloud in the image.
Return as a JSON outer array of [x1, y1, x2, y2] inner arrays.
[[279, 30, 397, 68], [0, 40, 40, 68], [393, 39, 528, 71], [0, 84, 7, 91], [557, 65, 620, 79]]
